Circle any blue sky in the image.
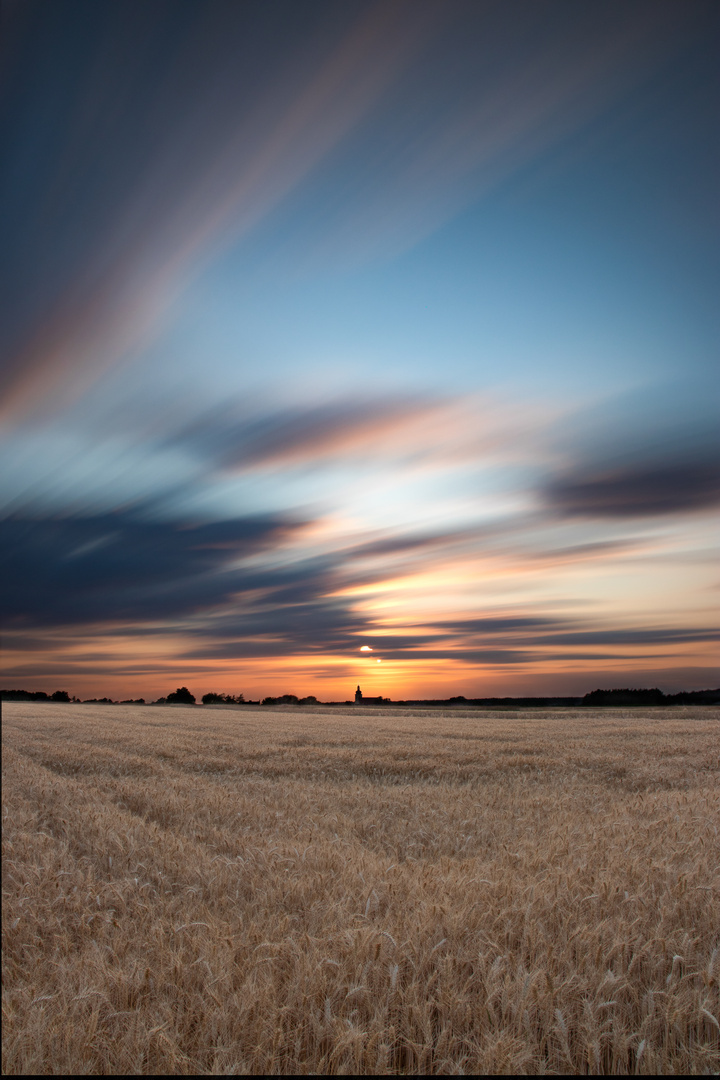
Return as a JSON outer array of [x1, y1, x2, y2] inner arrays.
[[1, 0, 718, 699]]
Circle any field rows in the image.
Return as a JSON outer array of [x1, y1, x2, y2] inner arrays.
[[2, 703, 719, 1074]]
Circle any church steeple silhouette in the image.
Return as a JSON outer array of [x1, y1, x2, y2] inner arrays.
[[355, 685, 363, 704]]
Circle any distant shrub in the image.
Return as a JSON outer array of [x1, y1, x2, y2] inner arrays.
[[202, 692, 245, 705], [583, 687, 666, 706], [166, 687, 196, 704], [51, 690, 71, 702], [1, 689, 50, 701], [583, 687, 719, 707], [666, 688, 720, 705]]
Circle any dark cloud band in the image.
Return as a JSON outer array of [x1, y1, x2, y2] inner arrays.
[[0, 510, 298, 627], [545, 461, 720, 518]]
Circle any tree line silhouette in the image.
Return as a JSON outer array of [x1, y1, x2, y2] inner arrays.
[[2, 686, 718, 706]]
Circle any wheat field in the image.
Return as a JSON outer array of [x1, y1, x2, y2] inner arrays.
[[2, 701, 718, 1074]]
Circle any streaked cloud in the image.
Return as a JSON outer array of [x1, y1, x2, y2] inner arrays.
[[2, 1, 706, 420], [0, 509, 301, 627], [0, 0, 437, 421], [543, 383, 720, 518], [301, 0, 693, 265], [545, 461, 720, 518]]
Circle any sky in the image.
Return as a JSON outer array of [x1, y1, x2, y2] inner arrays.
[[1, 0, 718, 701]]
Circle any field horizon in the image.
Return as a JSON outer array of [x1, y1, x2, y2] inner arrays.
[[3, 701, 718, 1074]]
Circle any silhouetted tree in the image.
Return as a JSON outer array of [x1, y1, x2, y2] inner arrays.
[[166, 687, 196, 704], [51, 690, 70, 702]]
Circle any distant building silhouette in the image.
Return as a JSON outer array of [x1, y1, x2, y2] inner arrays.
[[354, 685, 389, 705]]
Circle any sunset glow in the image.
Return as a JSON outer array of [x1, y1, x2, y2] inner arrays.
[[1, 1, 718, 701]]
